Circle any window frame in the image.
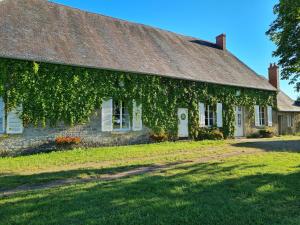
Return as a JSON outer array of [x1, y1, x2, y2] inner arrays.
[[113, 100, 131, 131], [259, 106, 266, 126], [237, 106, 243, 128], [205, 104, 216, 127], [287, 114, 294, 128]]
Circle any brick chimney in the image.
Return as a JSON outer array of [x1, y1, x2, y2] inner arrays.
[[216, 34, 226, 50], [268, 63, 279, 89]]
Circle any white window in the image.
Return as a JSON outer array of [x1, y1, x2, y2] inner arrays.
[[237, 106, 242, 127], [259, 106, 266, 126], [113, 101, 130, 130], [0, 97, 4, 133], [287, 115, 293, 128], [7, 105, 24, 134], [267, 106, 273, 127], [205, 105, 216, 127]]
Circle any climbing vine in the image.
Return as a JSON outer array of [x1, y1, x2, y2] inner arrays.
[[0, 58, 276, 138]]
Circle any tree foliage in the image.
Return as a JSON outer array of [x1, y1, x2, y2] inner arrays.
[[0, 58, 276, 138], [266, 0, 300, 91]]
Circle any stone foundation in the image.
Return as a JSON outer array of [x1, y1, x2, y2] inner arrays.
[[0, 112, 150, 155]]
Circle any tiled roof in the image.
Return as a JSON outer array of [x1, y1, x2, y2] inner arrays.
[[277, 91, 300, 112], [0, 0, 276, 91]]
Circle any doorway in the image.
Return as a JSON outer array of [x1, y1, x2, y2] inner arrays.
[[235, 106, 244, 137], [178, 108, 188, 138], [278, 115, 283, 135], [0, 98, 4, 134]]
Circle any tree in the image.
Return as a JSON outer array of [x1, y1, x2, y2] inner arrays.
[[266, 0, 300, 91]]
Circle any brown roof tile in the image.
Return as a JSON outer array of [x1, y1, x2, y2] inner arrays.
[[0, 0, 276, 91], [277, 91, 300, 112]]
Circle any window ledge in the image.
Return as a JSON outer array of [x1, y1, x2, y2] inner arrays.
[[112, 129, 131, 134]]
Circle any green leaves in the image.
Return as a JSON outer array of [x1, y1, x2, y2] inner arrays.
[[0, 58, 276, 137], [33, 62, 39, 74], [267, 0, 300, 91]]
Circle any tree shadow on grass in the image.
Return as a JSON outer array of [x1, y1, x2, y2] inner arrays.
[[232, 139, 300, 152], [0, 162, 299, 225], [0, 164, 152, 192]]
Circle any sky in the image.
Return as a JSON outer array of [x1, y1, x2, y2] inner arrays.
[[52, 0, 298, 100]]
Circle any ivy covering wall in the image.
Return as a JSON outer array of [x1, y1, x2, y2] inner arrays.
[[0, 58, 276, 138]]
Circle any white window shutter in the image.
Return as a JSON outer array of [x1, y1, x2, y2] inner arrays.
[[287, 115, 292, 127], [101, 98, 113, 132], [132, 100, 142, 131], [254, 105, 260, 126], [217, 103, 223, 127], [7, 105, 24, 134], [267, 106, 272, 127], [0, 97, 4, 133], [199, 102, 205, 127]]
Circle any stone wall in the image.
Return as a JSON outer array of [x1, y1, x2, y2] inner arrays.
[[294, 113, 300, 133], [244, 108, 300, 136], [244, 109, 278, 136], [277, 111, 300, 135], [2, 107, 300, 155], [0, 111, 150, 155]]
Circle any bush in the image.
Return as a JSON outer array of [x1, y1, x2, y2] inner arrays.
[[259, 128, 275, 138], [0, 149, 10, 157], [150, 131, 169, 142], [294, 132, 300, 136], [247, 128, 275, 139], [55, 136, 81, 146], [195, 128, 224, 141], [209, 129, 224, 140]]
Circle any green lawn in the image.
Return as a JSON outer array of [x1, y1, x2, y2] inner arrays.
[[0, 137, 300, 225]]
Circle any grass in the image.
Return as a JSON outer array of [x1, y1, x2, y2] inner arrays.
[[0, 137, 300, 225], [0, 140, 227, 190]]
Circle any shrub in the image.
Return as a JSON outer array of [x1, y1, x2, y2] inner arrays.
[[294, 132, 300, 136], [259, 128, 275, 138], [195, 128, 224, 141], [0, 149, 10, 157], [55, 136, 81, 145], [150, 131, 169, 142], [247, 128, 275, 139], [196, 128, 208, 140], [209, 129, 224, 140]]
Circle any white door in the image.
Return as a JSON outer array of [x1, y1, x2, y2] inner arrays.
[[178, 108, 188, 138], [235, 106, 244, 137], [0, 98, 4, 133]]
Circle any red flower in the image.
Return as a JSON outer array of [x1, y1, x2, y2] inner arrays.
[[55, 136, 81, 145]]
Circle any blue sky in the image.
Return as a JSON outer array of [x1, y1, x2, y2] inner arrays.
[[52, 0, 297, 99]]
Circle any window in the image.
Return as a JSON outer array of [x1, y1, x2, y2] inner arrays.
[[113, 101, 130, 130], [259, 106, 265, 126], [287, 115, 293, 128], [205, 105, 216, 127], [237, 107, 242, 127]]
